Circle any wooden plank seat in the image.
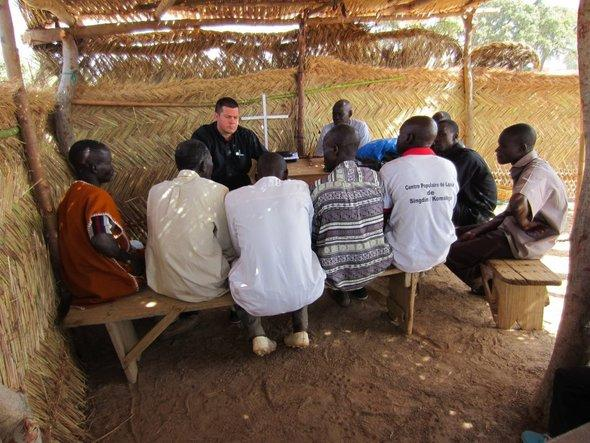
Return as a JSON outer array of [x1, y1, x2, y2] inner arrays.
[[63, 290, 234, 383], [63, 266, 420, 384], [480, 259, 562, 330]]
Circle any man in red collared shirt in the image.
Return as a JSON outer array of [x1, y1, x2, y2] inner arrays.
[[379, 116, 459, 272]]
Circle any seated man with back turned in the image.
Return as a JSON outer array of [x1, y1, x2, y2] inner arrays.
[[146, 139, 235, 302], [314, 99, 372, 156], [380, 116, 459, 273], [446, 123, 568, 293], [58, 140, 144, 305], [433, 118, 497, 226], [225, 153, 325, 356], [191, 97, 267, 190], [311, 124, 393, 307]]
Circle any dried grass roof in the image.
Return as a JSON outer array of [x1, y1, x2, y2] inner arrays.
[[20, 0, 488, 29]]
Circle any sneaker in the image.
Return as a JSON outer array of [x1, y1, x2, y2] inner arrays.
[[350, 287, 368, 301], [252, 336, 277, 356], [331, 290, 351, 307], [284, 331, 310, 349], [521, 430, 549, 443]]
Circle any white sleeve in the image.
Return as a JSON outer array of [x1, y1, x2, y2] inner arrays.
[[224, 195, 241, 257]]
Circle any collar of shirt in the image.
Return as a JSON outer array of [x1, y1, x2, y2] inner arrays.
[[254, 175, 282, 190], [402, 147, 435, 157], [510, 150, 539, 182]]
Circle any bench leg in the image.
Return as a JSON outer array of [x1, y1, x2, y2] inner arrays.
[[495, 280, 546, 330], [387, 272, 419, 335], [105, 320, 139, 384]]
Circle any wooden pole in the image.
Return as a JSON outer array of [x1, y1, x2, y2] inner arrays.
[[531, 0, 590, 419], [0, 1, 61, 287], [55, 32, 78, 157], [462, 11, 475, 148], [577, 109, 586, 200], [296, 11, 307, 157]]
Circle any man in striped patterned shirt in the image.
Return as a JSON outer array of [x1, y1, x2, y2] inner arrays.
[[311, 124, 393, 307]]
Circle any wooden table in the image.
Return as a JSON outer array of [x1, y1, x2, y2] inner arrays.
[[287, 158, 327, 185]]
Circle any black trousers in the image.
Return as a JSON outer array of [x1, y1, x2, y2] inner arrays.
[[548, 366, 590, 437], [445, 228, 514, 288], [235, 305, 308, 339]]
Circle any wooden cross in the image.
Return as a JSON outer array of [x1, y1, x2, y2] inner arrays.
[[240, 93, 289, 150]]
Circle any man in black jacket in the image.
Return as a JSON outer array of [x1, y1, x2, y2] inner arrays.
[[433, 119, 497, 226], [192, 97, 267, 190]]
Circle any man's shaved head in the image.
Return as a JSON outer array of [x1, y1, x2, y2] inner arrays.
[[496, 123, 537, 165], [432, 111, 452, 124], [68, 139, 114, 184], [257, 152, 288, 180], [332, 99, 353, 125], [396, 116, 438, 154], [175, 139, 213, 178], [323, 124, 360, 172]]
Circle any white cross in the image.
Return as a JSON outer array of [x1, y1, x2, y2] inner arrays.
[[240, 93, 290, 150]]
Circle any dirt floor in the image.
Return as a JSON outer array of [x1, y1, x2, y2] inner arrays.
[[74, 232, 571, 443]]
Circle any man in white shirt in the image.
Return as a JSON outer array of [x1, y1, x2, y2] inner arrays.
[[380, 116, 459, 273], [225, 153, 326, 356], [146, 140, 235, 302], [314, 99, 371, 156]]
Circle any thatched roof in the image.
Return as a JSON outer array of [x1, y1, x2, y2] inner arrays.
[[20, 0, 488, 29]]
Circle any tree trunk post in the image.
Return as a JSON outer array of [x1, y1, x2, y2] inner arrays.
[[531, 0, 590, 419], [0, 1, 61, 287], [296, 11, 307, 157], [55, 32, 78, 158], [462, 11, 475, 148]]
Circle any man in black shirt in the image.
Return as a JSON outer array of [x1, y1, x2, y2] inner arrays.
[[433, 119, 497, 226], [192, 97, 267, 190]]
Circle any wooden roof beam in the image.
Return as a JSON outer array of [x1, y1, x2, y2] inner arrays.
[[22, 10, 470, 47]]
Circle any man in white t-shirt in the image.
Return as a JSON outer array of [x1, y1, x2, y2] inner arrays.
[[225, 153, 326, 356], [379, 116, 459, 272]]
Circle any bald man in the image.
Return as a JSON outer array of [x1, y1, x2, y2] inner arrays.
[[379, 116, 459, 273], [446, 123, 567, 294], [311, 124, 393, 307], [314, 99, 372, 156], [57, 140, 144, 305], [225, 153, 325, 356]]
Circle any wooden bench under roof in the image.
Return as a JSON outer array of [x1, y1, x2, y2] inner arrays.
[[63, 266, 421, 383]]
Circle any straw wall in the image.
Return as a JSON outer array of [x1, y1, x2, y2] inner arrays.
[[0, 83, 86, 441], [68, 58, 579, 240]]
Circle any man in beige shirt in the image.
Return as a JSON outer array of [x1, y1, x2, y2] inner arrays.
[[146, 139, 235, 302], [446, 123, 568, 293]]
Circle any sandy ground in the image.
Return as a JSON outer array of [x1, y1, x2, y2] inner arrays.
[[73, 206, 573, 442], [73, 244, 569, 442]]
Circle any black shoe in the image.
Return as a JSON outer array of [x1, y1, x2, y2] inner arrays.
[[331, 290, 351, 307], [229, 308, 241, 324], [350, 287, 368, 301]]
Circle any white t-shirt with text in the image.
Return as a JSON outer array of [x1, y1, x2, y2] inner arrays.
[[380, 151, 459, 272]]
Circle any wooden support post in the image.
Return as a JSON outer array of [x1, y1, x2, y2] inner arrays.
[[386, 272, 419, 335], [462, 11, 475, 148], [55, 33, 78, 157], [105, 321, 139, 384], [0, 1, 61, 278], [577, 109, 586, 200], [295, 11, 307, 157]]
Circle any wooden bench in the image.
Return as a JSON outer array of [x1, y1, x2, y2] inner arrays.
[[63, 267, 420, 383], [63, 291, 234, 383], [480, 259, 562, 330]]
